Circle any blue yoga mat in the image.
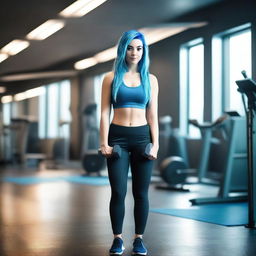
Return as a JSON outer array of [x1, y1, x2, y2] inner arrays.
[[150, 202, 248, 226], [2, 176, 62, 185], [1, 175, 110, 186], [62, 176, 109, 185]]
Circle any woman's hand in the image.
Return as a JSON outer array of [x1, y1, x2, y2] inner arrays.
[[148, 144, 159, 160], [100, 144, 113, 158]]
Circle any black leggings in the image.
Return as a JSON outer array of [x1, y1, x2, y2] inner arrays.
[[107, 123, 154, 235]]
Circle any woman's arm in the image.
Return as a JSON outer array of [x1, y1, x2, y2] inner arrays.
[[146, 74, 159, 159], [100, 72, 114, 156]]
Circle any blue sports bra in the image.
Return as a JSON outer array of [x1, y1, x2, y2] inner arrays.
[[112, 81, 148, 109]]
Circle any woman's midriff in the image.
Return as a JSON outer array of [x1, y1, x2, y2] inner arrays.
[[112, 108, 148, 127]]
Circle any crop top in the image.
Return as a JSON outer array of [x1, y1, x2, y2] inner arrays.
[[112, 81, 148, 109]]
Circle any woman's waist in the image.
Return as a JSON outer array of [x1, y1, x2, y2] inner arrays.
[[108, 122, 151, 145], [112, 108, 147, 127]]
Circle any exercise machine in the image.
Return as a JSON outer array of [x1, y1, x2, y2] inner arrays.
[[82, 103, 105, 175], [5, 118, 30, 163], [189, 113, 248, 204], [236, 71, 256, 228], [156, 116, 173, 166], [157, 114, 227, 190]]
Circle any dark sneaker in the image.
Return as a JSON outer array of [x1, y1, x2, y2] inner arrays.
[[109, 237, 125, 255], [132, 237, 147, 255]]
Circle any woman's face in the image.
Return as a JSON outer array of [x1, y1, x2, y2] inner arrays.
[[125, 39, 143, 65]]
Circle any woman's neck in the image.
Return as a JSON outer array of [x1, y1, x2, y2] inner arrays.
[[127, 64, 138, 73]]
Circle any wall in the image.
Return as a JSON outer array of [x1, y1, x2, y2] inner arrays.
[[69, 77, 81, 159], [79, 75, 96, 157]]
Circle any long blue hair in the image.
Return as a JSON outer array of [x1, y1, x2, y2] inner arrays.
[[112, 30, 151, 103]]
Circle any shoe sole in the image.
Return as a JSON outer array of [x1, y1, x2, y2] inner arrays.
[[132, 252, 147, 255], [109, 246, 125, 255]]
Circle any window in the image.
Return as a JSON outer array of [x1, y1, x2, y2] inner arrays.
[[180, 39, 204, 138], [59, 80, 71, 138], [39, 88, 46, 138], [94, 73, 108, 127], [212, 24, 251, 119], [39, 80, 71, 138], [226, 29, 251, 115], [3, 103, 11, 125], [94, 73, 105, 127], [47, 83, 59, 138]]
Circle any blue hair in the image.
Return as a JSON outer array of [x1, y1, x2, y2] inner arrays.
[[112, 30, 151, 103]]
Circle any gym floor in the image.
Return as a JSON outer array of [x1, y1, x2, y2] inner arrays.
[[0, 164, 256, 256]]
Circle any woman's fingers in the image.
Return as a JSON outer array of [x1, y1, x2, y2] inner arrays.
[[148, 147, 158, 160], [101, 146, 113, 158]]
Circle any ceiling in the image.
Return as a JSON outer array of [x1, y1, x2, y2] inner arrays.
[[0, 0, 225, 94]]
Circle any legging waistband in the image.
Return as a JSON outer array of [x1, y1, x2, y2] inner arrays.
[[110, 122, 149, 129], [108, 123, 151, 148]]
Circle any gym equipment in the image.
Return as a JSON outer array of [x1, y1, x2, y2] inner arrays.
[[143, 143, 153, 158], [1, 118, 46, 167], [160, 156, 189, 186], [82, 103, 105, 175], [52, 138, 66, 163], [190, 114, 248, 205], [157, 114, 227, 191], [47, 119, 71, 169], [1, 125, 13, 163], [188, 115, 229, 183], [156, 116, 173, 167], [156, 115, 190, 190], [98, 144, 122, 159], [98, 143, 152, 159], [236, 72, 256, 228], [7, 118, 30, 163], [82, 153, 105, 174], [24, 121, 46, 167]]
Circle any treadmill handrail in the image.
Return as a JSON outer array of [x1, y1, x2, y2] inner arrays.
[[189, 114, 228, 129]]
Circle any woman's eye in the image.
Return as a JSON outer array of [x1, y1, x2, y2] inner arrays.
[[127, 46, 142, 51]]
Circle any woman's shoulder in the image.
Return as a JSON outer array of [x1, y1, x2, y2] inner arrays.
[[104, 71, 115, 81], [102, 71, 114, 87], [149, 73, 158, 86]]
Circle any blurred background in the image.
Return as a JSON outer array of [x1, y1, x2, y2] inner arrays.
[[1, 1, 256, 255], [0, 0, 255, 174]]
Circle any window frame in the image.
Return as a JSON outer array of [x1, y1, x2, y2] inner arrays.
[[180, 38, 204, 137], [212, 23, 251, 119], [39, 79, 71, 139]]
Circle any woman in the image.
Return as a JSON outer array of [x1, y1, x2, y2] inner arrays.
[[100, 30, 159, 255]]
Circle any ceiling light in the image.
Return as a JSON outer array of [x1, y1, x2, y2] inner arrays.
[[0, 53, 9, 63], [94, 46, 117, 63], [73, 22, 207, 70], [60, 0, 108, 17], [0, 87, 6, 93], [25, 87, 45, 98], [74, 57, 97, 70], [0, 70, 77, 82], [14, 87, 45, 102], [1, 95, 13, 104], [140, 22, 207, 45], [1, 40, 30, 56], [26, 20, 65, 40], [14, 92, 26, 101]]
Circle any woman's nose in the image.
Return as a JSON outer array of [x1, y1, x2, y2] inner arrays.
[[131, 49, 137, 55]]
